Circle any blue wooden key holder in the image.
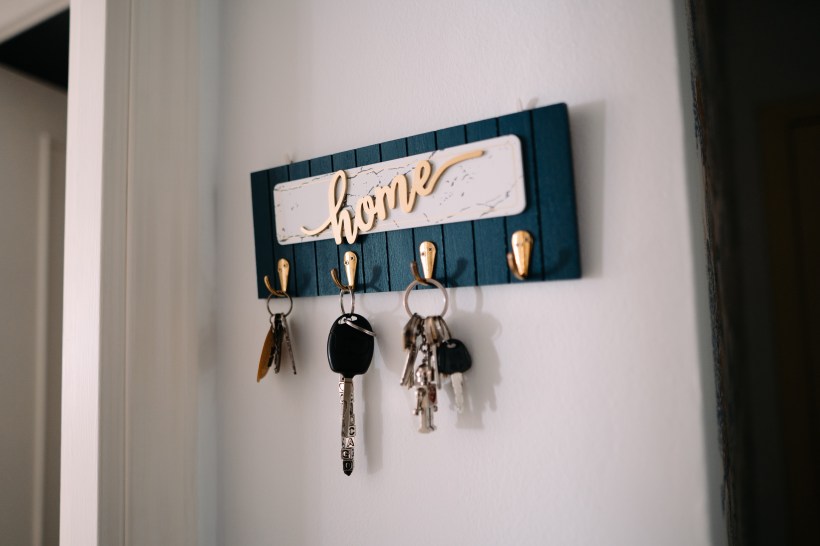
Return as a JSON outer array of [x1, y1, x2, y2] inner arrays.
[[250, 102, 581, 298]]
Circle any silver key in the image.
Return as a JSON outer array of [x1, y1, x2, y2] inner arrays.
[[451, 372, 465, 413], [436, 337, 472, 414], [271, 313, 285, 374], [412, 349, 437, 432], [401, 314, 423, 387], [281, 314, 296, 374], [339, 377, 355, 474]]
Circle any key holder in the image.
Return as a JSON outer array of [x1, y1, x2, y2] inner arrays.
[[264, 258, 293, 317], [506, 230, 534, 280], [331, 251, 358, 292], [258, 258, 296, 380], [403, 242, 449, 317], [330, 251, 365, 320]]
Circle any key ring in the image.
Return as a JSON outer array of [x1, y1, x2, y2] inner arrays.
[[403, 277, 448, 317], [339, 287, 355, 315], [266, 291, 293, 318], [338, 314, 376, 337]]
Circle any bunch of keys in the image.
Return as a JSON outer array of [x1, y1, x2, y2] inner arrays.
[[258, 265, 296, 381], [327, 254, 375, 475], [402, 270, 472, 432]]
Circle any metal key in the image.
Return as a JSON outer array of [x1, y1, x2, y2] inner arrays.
[[437, 338, 472, 412], [280, 314, 296, 374], [327, 313, 375, 475], [423, 316, 451, 388], [271, 313, 285, 374], [413, 346, 438, 432], [401, 313, 423, 387]]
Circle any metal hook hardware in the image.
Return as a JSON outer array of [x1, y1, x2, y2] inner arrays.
[[264, 259, 293, 316], [410, 241, 437, 286], [404, 241, 449, 316], [264, 258, 291, 297], [331, 251, 358, 291], [506, 230, 533, 280]]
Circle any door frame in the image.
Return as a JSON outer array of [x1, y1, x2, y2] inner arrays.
[[61, 1, 199, 544]]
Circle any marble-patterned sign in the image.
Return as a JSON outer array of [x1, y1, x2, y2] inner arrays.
[[273, 135, 525, 245]]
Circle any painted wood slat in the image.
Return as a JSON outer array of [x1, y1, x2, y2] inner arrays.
[[435, 125, 475, 287], [355, 144, 388, 293], [268, 166, 294, 293], [288, 160, 317, 297], [532, 104, 581, 279], [250, 170, 274, 298], [406, 132, 443, 287], [379, 138, 415, 292], [465, 118, 507, 285], [250, 102, 581, 298], [332, 150, 364, 289], [310, 156, 339, 296], [498, 111, 544, 281]]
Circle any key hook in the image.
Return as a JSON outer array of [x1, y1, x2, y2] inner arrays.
[[404, 241, 449, 317], [331, 251, 359, 315], [264, 259, 293, 316], [409, 241, 437, 286], [331, 251, 358, 291], [264, 258, 291, 296], [506, 230, 533, 280]]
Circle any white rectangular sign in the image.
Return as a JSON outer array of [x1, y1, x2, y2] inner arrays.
[[273, 135, 525, 245]]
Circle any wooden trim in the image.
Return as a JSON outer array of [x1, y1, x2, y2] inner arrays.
[[61, 0, 130, 543], [61, 0, 199, 544]]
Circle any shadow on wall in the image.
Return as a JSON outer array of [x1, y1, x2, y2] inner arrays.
[[569, 101, 606, 279]]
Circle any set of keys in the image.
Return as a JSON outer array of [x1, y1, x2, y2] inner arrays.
[[258, 245, 475, 477], [257, 266, 296, 382], [327, 310, 375, 475], [401, 313, 472, 432], [326, 253, 376, 476]]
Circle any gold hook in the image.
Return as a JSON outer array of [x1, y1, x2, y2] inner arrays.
[[264, 258, 291, 296], [506, 230, 533, 280], [331, 251, 358, 291], [410, 241, 436, 285]]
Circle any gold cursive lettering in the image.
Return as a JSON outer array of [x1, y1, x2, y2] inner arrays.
[[301, 149, 483, 244]]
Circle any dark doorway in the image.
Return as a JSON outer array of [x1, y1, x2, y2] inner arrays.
[[686, 1, 820, 544]]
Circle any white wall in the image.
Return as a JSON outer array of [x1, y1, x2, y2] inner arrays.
[[0, 65, 66, 546], [206, 1, 724, 544]]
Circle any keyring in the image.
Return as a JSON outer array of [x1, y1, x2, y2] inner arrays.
[[403, 277, 448, 317], [339, 288, 355, 315], [266, 291, 293, 317]]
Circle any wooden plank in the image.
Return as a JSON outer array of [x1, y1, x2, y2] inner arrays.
[[332, 150, 363, 289], [254, 102, 582, 298], [435, 125, 474, 287], [310, 155, 339, 295], [250, 170, 274, 298], [532, 104, 581, 279], [355, 144, 388, 293], [407, 132, 442, 287], [288, 160, 317, 297], [268, 165, 294, 294], [466, 118, 507, 285], [498, 111, 544, 281], [380, 137, 414, 292], [274, 137, 524, 244]]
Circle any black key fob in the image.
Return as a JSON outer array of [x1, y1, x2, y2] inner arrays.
[[436, 339, 472, 374], [327, 314, 374, 378]]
